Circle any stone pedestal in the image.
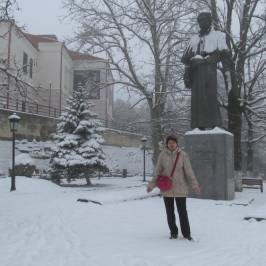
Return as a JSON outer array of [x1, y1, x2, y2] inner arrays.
[[185, 127, 235, 200]]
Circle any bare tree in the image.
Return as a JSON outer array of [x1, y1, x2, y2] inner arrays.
[[196, 0, 266, 171], [243, 55, 266, 171], [0, 1, 28, 108], [163, 90, 191, 137], [63, 0, 194, 163], [113, 98, 148, 133], [0, 23, 41, 112], [0, 1, 33, 105], [0, 0, 18, 21], [0, 2, 51, 115]]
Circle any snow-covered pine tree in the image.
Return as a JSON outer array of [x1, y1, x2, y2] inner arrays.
[[49, 83, 108, 185]]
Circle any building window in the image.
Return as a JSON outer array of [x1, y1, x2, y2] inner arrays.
[[29, 58, 33, 78], [73, 70, 101, 99], [23, 52, 28, 74]]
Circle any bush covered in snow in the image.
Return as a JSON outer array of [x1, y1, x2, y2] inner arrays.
[[0, 168, 5, 177], [16, 139, 53, 159], [49, 83, 108, 184], [9, 153, 36, 177]]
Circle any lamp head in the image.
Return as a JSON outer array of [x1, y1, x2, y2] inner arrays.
[[8, 113, 21, 132], [141, 136, 148, 147]]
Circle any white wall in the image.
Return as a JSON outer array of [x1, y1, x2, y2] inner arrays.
[[36, 42, 61, 90], [34, 43, 73, 111], [0, 21, 39, 82], [73, 59, 114, 123], [61, 47, 73, 108], [0, 22, 9, 62], [0, 21, 39, 106], [9, 26, 38, 86]]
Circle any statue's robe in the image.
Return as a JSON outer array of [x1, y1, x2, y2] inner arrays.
[[182, 29, 230, 129]]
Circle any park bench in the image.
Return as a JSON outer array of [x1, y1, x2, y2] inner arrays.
[[242, 177, 263, 192]]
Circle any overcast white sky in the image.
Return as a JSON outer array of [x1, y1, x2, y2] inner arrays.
[[15, 0, 74, 40]]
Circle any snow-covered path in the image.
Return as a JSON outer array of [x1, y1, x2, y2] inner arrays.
[[1, 177, 266, 266]]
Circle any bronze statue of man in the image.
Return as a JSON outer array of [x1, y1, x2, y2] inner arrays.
[[181, 12, 231, 129]]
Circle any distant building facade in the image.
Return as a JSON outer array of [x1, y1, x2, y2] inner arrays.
[[0, 20, 113, 126]]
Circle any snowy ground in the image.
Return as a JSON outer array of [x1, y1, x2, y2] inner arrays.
[[1, 176, 266, 266]]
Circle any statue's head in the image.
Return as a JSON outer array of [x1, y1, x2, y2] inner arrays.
[[197, 12, 212, 32]]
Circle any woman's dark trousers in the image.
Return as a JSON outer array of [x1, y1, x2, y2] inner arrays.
[[163, 197, 191, 238]]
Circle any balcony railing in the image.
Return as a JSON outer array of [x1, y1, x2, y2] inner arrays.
[[0, 96, 146, 135], [0, 95, 59, 118]]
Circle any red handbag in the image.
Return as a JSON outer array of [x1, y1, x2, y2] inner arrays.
[[156, 152, 180, 192]]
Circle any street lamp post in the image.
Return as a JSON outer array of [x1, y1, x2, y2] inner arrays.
[[8, 113, 21, 192], [141, 136, 148, 182]]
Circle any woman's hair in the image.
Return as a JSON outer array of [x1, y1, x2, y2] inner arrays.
[[166, 135, 178, 145]]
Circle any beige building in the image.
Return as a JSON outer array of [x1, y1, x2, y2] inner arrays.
[[0, 20, 113, 126]]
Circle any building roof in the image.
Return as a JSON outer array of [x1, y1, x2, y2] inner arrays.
[[68, 50, 105, 61], [24, 33, 105, 62], [23, 33, 58, 50], [0, 20, 107, 61]]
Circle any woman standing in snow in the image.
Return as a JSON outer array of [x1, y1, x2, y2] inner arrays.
[[147, 135, 201, 240]]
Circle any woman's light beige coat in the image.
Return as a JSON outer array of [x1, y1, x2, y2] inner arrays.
[[148, 148, 199, 197]]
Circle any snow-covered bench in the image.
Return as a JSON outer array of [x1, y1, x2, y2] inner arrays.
[[242, 177, 263, 192]]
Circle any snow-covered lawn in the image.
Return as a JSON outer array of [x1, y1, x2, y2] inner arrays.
[[0, 140, 153, 176], [1, 176, 266, 266]]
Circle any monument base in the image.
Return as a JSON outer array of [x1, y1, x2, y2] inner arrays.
[[185, 127, 235, 200]]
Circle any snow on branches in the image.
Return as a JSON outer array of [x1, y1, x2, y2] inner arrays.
[[49, 83, 108, 184]]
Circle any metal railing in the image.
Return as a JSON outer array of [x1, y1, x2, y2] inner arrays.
[[0, 95, 59, 118], [0, 95, 147, 135]]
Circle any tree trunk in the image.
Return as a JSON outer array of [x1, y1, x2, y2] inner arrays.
[[246, 143, 253, 172], [85, 177, 92, 186], [149, 100, 164, 165], [246, 120, 253, 172], [210, 0, 219, 30], [228, 90, 242, 171], [227, 57, 244, 171]]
